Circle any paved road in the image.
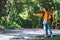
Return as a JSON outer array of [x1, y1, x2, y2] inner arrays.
[[0, 29, 60, 40]]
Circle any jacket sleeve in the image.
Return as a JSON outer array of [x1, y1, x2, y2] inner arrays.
[[33, 13, 43, 17]]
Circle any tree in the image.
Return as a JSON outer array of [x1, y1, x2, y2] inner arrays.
[[0, 0, 60, 29]]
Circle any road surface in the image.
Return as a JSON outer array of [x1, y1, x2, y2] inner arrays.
[[0, 29, 60, 40]]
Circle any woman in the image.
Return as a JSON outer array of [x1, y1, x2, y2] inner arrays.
[[33, 8, 53, 38]]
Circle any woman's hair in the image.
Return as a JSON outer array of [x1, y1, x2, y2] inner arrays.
[[43, 7, 49, 11], [44, 7, 49, 11], [42, 7, 49, 16]]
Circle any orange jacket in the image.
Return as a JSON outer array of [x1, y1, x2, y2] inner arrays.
[[33, 11, 51, 23], [47, 12, 51, 23], [33, 13, 43, 17], [43, 11, 48, 21]]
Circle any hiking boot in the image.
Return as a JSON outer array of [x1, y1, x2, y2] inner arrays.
[[51, 35, 53, 38]]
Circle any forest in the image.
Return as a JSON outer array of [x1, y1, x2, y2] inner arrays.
[[0, 0, 60, 29]]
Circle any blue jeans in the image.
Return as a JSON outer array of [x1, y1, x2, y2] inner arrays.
[[43, 20, 53, 37], [46, 23, 53, 36]]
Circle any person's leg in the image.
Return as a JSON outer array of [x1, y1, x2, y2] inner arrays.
[[43, 20, 48, 37], [43, 20, 46, 30], [43, 25, 45, 30], [45, 24, 48, 37], [48, 23, 53, 38]]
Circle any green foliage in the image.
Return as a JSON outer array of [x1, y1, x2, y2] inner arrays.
[[0, 0, 60, 29]]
